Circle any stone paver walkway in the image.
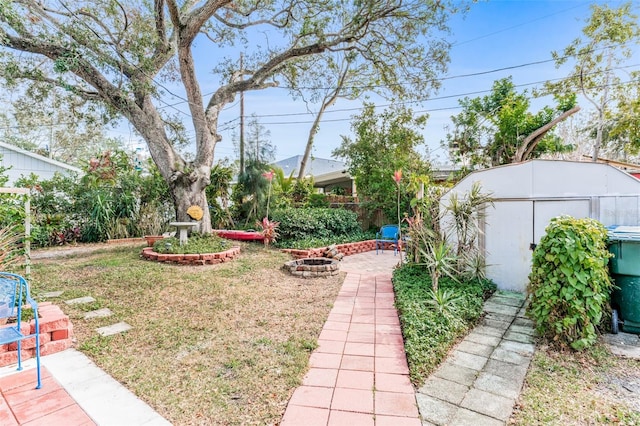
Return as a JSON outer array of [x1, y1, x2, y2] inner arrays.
[[417, 291, 535, 425]]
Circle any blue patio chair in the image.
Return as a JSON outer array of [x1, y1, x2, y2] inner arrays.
[[375, 225, 400, 255], [0, 272, 41, 389]]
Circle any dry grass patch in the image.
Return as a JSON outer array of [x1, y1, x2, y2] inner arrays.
[[29, 243, 343, 425], [511, 343, 640, 425]]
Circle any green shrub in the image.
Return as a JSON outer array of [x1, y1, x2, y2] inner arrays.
[[393, 264, 495, 384], [273, 230, 376, 249], [15, 154, 173, 246], [527, 216, 613, 351], [270, 207, 360, 242], [307, 193, 329, 208]]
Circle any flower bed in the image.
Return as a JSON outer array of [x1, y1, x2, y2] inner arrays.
[[281, 240, 396, 259], [141, 246, 241, 265]]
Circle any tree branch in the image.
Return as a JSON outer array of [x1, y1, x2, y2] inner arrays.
[[513, 105, 581, 162], [212, 6, 291, 30]]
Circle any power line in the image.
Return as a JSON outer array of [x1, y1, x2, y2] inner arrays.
[[55, 1, 214, 127], [46, 0, 601, 118], [4, 66, 638, 132], [451, 2, 589, 47], [8, 3, 639, 148], [232, 64, 640, 124]]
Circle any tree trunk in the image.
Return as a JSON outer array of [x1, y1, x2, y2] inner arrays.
[[297, 63, 350, 180], [170, 173, 212, 234], [592, 51, 612, 162], [127, 98, 215, 235]]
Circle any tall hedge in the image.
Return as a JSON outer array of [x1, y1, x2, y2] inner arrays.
[[527, 216, 613, 351], [270, 207, 360, 241]]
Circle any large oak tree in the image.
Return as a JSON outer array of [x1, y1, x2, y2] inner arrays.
[[0, 0, 457, 232]]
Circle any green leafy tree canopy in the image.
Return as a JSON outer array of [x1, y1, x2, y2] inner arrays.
[[333, 103, 429, 219], [545, 2, 640, 160], [446, 77, 576, 169]]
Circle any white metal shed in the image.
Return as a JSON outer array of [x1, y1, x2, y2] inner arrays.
[[443, 160, 640, 292]]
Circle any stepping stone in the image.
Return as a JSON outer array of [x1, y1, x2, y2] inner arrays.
[[460, 388, 514, 421], [65, 296, 96, 305], [84, 308, 113, 320], [96, 322, 132, 337], [41, 291, 64, 298]]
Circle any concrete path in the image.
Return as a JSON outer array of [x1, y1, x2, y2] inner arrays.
[[603, 331, 640, 359], [28, 246, 536, 424], [0, 349, 170, 425], [417, 291, 535, 426]]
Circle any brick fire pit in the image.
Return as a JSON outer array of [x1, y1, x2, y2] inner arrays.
[[282, 258, 340, 278]]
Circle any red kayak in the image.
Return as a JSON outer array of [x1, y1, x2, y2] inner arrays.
[[214, 230, 265, 241]]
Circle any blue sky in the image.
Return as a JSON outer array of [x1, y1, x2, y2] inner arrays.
[[115, 1, 637, 166]]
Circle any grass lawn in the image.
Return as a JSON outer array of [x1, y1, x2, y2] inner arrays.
[[511, 343, 640, 425], [28, 242, 343, 425], [26, 241, 640, 425]]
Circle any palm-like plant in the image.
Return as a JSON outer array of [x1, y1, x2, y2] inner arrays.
[[426, 288, 463, 316], [0, 225, 22, 268], [419, 240, 458, 292], [445, 182, 493, 272], [460, 251, 488, 283]]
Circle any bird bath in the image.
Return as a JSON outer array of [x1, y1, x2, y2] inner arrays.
[[169, 222, 199, 246]]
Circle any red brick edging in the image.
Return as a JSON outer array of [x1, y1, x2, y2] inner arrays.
[[281, 240, 396, 259], [0, 302, 73, 367], [141, 246, 241, 265]]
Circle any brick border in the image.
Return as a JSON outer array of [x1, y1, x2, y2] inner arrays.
[[0, 302, 73, 367], [141, 246, 241, 265], [281, 240, 397, 259]]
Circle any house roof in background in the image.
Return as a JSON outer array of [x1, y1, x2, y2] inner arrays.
[[272, 155, 346, 178], [0, 141, 82, 174]]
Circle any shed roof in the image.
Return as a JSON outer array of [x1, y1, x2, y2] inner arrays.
[[450, 159, 640, 199]]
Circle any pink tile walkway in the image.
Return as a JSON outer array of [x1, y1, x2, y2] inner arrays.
[[281, 272, 421, 426], [0, 367, 95, 425]]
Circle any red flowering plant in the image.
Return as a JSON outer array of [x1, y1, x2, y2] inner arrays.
[[256, 217, 280, 247]]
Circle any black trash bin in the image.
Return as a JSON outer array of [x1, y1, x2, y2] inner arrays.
[[608, 226, 640, 334]]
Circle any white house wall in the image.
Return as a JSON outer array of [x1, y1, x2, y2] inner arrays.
[[0, 143, 81, 185]]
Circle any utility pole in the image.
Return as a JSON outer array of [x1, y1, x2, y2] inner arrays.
[[239, 53, 245, 175]]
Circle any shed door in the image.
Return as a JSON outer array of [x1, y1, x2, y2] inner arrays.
[[484, 201, 533, 292], [484, 199, 591, 292]]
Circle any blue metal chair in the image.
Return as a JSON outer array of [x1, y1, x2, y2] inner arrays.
[[0, 272, 41, 389], [375, 225, 400, 255]]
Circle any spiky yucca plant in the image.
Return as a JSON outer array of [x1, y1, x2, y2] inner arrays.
[[0, 226, 22, 268]]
